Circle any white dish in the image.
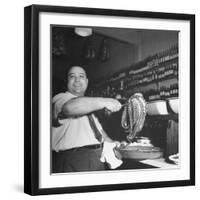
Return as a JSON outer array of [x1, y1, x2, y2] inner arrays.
[[168, 98, 179, 114], [169, 153, 179, 165], [147, 100, 168, 115], [115, 145, 163, 160]]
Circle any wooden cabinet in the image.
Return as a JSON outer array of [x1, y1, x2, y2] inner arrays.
[[166, 119, 179, 158]]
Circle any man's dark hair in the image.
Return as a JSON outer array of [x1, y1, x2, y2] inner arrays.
[[65, 65, 87, 77]]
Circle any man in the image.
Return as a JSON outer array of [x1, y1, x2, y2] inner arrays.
[[52, 66, 122, 173]]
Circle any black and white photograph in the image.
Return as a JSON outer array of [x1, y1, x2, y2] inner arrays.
[[51, 25, 179, 174], [24, 4, 195, 195]]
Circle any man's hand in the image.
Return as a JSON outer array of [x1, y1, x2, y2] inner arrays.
[[102, 98, 122, 113]]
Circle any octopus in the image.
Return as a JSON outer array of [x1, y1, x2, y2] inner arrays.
[[121, 93, 147, 142]]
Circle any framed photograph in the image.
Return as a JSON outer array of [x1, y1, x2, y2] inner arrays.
[[24, 4, 195, 195]]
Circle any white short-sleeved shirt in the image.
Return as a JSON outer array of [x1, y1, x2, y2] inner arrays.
[[52, 92, 103, 152]]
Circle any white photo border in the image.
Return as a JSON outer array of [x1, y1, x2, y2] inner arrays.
[[38, 11, 191, 189]]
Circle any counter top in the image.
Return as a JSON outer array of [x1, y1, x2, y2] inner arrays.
[[115, 157, 179, 171], [139, 158, 179, 169]]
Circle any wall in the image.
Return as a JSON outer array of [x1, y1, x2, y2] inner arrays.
[[87, 38, 138, 81], [0, 0, 199, 200], [140, 30, 178, 60]]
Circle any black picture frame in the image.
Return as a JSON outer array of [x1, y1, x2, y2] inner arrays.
[[24, 4, 195, 196]]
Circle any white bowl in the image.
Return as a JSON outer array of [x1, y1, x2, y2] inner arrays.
[[168, 98, 179, 114], [147, 101, 168, 115], [169, 153, 179, 165]]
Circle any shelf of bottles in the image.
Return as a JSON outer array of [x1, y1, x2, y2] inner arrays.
[[89, 44, 179, 103]]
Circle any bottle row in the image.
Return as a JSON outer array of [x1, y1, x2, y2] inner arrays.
[[128, 44, 178, 75], [124, 60, 178, 88], [145, 83, 179, 102], [89, 81, 179, 103]]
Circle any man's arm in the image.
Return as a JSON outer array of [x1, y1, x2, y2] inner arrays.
[[61, 96, 121, 118]]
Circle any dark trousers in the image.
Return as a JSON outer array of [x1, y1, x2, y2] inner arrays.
[[52, 147, 105, 173]]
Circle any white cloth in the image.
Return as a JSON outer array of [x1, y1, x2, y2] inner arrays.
[[100, 141, 123, 169]]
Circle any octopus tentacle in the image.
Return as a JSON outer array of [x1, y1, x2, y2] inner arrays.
[[121, 93, 147, 142]]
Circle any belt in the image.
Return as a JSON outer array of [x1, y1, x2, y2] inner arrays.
[[57, 144, 103, 153]]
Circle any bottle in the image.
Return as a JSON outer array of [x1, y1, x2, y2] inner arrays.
[[173, 62, 178, 77], [156, 87, 161, 100], [170, 84, 174, 97], [175, 83, 179, 97], [160, 86, 164, 100], [163, 86, 167, 99], [166, 86, 170, 98]]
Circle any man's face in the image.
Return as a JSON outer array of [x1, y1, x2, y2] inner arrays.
[[67, 66, 88, 96]]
